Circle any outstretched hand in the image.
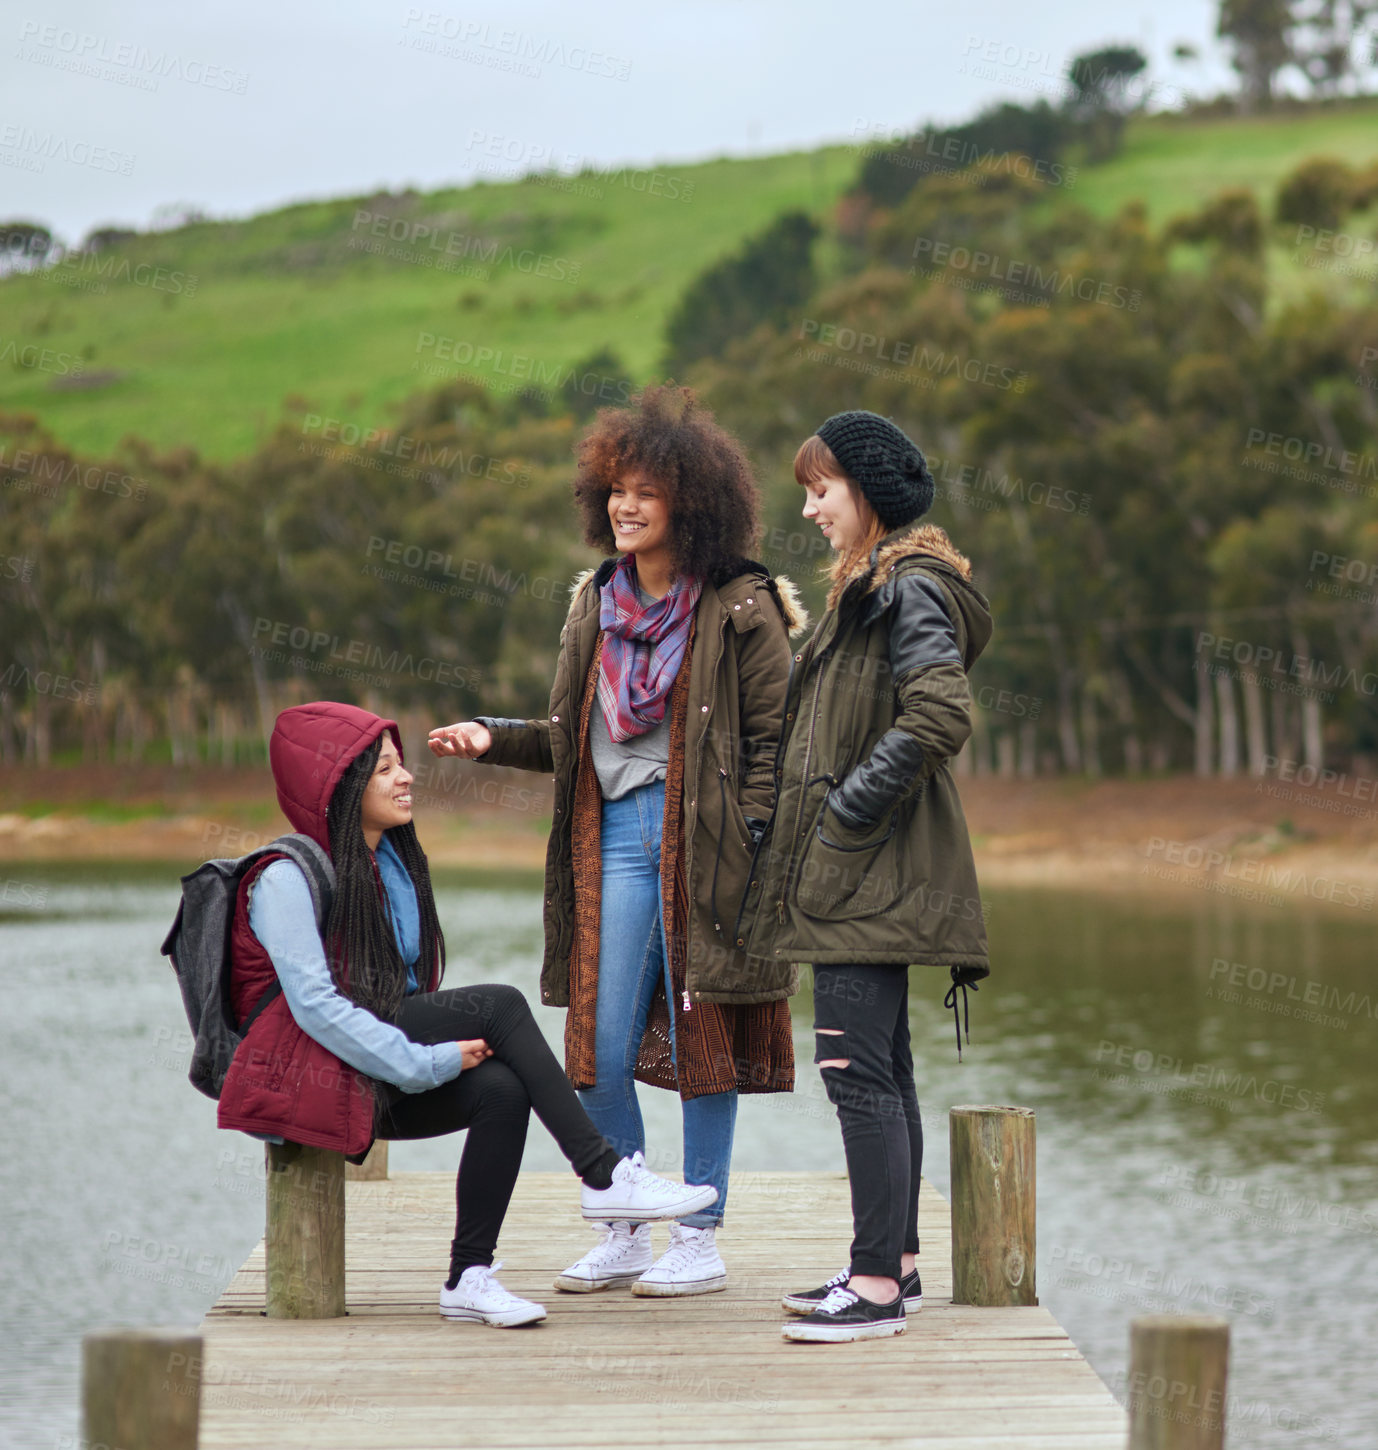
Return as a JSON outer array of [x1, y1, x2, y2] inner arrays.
[[428, 721, 493, 759], [458, 1039, 493, 1071]]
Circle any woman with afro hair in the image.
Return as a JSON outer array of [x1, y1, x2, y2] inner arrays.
[[431, 385, 807, 1300]]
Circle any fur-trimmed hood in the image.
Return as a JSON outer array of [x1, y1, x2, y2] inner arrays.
[[869, 522, 973, 587], [567, 560, 811, 638], [843, 521, 992, 670], [830, 521, 973, 594]]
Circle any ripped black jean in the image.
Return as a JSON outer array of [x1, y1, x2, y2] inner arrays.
[[812, 964, 923, 1280]]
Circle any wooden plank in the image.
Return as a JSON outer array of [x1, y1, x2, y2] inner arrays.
[[198, 1171, 1125, 1449]]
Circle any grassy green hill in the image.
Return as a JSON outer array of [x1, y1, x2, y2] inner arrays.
[[1062, 97, 1378, 223], [0, 148, 858, 460], [3, 99, 1377, 462]]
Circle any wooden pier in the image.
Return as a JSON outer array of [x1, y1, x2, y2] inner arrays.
[[195, 1169, 1127, 1448]]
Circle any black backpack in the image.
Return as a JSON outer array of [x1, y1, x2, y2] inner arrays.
[[161, 833, 335, 1100]]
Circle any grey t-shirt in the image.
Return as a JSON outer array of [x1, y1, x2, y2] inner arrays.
[[589, 583, 674, 801]]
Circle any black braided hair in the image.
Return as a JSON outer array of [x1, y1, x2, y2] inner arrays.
[[323, 735, 445, 1023]]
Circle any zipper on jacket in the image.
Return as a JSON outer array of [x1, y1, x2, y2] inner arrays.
[[681, 603, 726, 1009], [732, 623, 833, 941], [776, 650, 833, 919], [709, 767, 729, 938], [733, 635, 805, 943]]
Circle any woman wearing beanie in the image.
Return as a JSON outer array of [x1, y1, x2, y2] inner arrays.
[[737, 410, 993, 1343], [430, 385, 805, 1300], [218, 701, 721, 1328]]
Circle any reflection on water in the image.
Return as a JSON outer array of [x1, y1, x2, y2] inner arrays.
[[1, 866, 1373, 1448]]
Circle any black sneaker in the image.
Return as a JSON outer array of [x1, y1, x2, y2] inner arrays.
[[781, 1283, 906, 1343], [782, 1266, 922, 1315]]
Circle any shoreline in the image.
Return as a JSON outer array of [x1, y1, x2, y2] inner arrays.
[[4, 771, 1378, 911]]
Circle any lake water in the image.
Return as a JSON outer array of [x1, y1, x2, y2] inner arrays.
[[1, 864, 1374, 1449]]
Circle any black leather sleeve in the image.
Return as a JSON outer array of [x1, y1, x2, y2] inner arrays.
[[829, 572, 968, 827], [829, 731, 925, 827], [888, 573, 962, 675]]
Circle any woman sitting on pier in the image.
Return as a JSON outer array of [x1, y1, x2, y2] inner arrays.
[[218, 700, 717, 1327]]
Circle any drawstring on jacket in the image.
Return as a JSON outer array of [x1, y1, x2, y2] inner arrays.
[[943, 968, 980, 1061]]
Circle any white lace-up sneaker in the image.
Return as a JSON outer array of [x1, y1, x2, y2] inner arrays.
[[554, 1220, 653, 1293], [580, 1151, 718, 1222], [438, 1262, 546, 1327], [631, 1222, 728, 1297]]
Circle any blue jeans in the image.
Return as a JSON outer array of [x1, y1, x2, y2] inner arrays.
[[576, 779, 737, 1227]]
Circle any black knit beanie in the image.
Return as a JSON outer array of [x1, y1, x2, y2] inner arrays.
[[815, 410, 934, 529]]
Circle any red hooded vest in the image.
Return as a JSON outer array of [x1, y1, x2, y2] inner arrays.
[[217, 702, 438, 1154]]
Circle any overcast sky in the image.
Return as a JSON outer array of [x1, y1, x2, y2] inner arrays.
[[3, 0, 1239, 244]]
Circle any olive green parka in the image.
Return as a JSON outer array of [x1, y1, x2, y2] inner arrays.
[[477, 558, 810, 1008], [737, 522, 992, 970]]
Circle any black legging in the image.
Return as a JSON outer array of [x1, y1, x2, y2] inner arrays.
[[375, 983, 611, 1280]]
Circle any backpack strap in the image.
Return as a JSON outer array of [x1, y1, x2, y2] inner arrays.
[[267, 832, 336, 930], [235, 834, 337, 1033], [239, 978, 283, 1033]]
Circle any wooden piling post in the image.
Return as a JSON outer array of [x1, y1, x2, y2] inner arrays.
[[1127, 1314, 1229, 1450], [949, 1105, 1036, 1306], [265, 1141, 346, 1318], [345, 1140, 389, 1181], [82, 1328, 201, 1450]]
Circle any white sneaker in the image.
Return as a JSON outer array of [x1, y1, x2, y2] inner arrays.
[[438, 1262, 546, 1327], [632, 1222, 728, 1297], [580, 1151, 718, 1222], [553, 1221, 653, 1293]]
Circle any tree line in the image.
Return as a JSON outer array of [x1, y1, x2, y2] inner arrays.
[[688, 152, 1378, 780], [3, 147, 1378, 779]]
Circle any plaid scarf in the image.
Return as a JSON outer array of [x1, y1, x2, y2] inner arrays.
[[596, 556, 702, 742]]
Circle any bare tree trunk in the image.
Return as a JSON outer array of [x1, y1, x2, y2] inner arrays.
[[89, 640, 107, 763], [1290, 629, 1325, 773], [1147, 729, 1170, 772], [1302, 693, 1324, 772], [1215, 670, 1240, 778], [119, 697, 134, 764], [1271, 688, 1297, 765], [1109, 667, 1142, 774], [1122, 635, 1197, 772], [1056, 666, 1082, 773], [1018, 718, 1037, 779], [82, 708, 99, 764], [1080, 680, 1101, 777], [0, 691, 14, 764], [222, 593, 276, 752], [997, 731, 1016, 779], [167, 690, 185, 766], [1194, 662, 1215, 778], [1241, 672, 1268, 775], [34, 690, 51, 767], [217, 702, 235, 767]]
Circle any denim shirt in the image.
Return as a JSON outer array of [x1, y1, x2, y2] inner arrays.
[[374, 833, 422, 991], [248, 835, 463, 1095]]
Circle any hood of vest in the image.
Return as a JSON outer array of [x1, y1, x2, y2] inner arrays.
[[268, 702, 403, 853]]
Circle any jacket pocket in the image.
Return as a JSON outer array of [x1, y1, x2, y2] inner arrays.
[[794, 799, 904, 922]]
